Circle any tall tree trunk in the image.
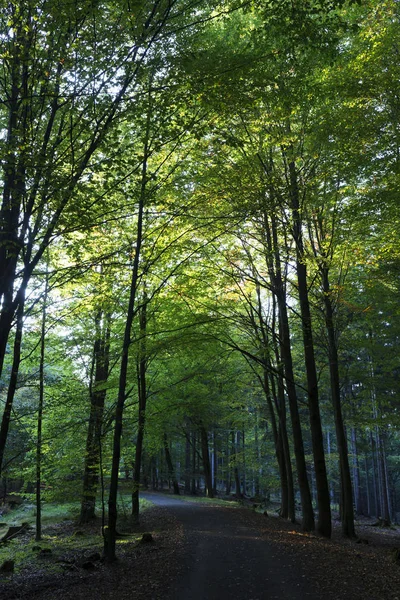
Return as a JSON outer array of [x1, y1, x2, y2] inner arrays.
[[36, 268, 49, 541], [322, 268, 355, 537], [132, 296, 148, 522], [105, 101, 150, 562], [231, 431, 242, 497], [287, 156, 331, 537], [264, 366, 290, 520], [377, 431, 391, 525], [80, 310, 111, 524], [0, 6, 30, 382], [184, 431, 191, 494], [351, 428, 363, 516], [264, 209, 314, 531], [164, 433, 180, 495], [242, 428, 246, 496], [0, 298, 25, 476], [191, 431, 197, 495], [364, 453, 371, 517], [370, 431, 380, 518], [200, 425, 214, 498], [252, 247, 294, 521], [212, 431, 218, 495], [254, 412, 261, 498], [225, 433, 231, 496], [276, 291, 315, 530], [270, 301, 295, 522]]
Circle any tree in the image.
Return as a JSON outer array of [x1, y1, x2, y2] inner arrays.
[[0, 0, 180, 475]]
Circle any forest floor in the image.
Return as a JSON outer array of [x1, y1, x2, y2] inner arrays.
[[0, 492, 399, 599]]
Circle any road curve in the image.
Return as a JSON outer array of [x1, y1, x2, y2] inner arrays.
[[142, 492, 317, 600]]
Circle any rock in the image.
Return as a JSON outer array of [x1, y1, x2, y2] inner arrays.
[[0, 559, 14, 573], [0, 523, 29, 543], [140, 532, 154, 544]]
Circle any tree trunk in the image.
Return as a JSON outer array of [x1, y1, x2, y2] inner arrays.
[[364, 453, 371, 517], [36, 269, 49, 541], [132, 296, 148, 522], [287, 156, 331, 538], [184, 432, 191, 494], [264, 209, 314, 531], [322, 268, 355, 537], [80, 310, 111, 524], [105, 104, 149, 562], [225, 433, 231, 496], [212, 431, 218, 495], [351, 428, 363, 516], [200, 425, 214, 498], [270, 308, 295, 522], [254, 413, 261, 498], [0, 298, 25, 476], [371, 431, 380, 518], [164, 433, 180, 495], [264, 366, 290, 520], [377, 431, 391, 524], [231, 431, 242, 498], [191, 431, 197, 495]]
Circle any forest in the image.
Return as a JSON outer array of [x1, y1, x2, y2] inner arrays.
[[0, 0, 399, 574]]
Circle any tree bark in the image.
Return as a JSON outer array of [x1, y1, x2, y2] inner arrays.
[[191, 431, 197, 495], [322, 268, 355, 537], [0, 298, 25, 476], [164, 433, 180, 495], [80, 311, 111, 524], [200, 425, 214, 498], [184, 431, 191, 494], [132, 296, 148, 522], [287, 155, 331, 537], [36, 267, 49, 541], [263, 209, 315, 531], [231, 431, 242, 497], [105, 101, 150, 562], [212, 431, 218, 495]]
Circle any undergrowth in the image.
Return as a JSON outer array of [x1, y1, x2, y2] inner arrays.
[[0, 495, 152, 578]]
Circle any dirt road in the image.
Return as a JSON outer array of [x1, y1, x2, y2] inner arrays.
[[142, 493, 317, 600]]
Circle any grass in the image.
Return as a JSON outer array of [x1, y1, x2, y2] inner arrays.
[[0, 494, 152, 578], [1, 501, 80, 527], [177, 494, 241, 508]]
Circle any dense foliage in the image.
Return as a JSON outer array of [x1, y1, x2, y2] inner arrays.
[[0, 0, 399, 559]]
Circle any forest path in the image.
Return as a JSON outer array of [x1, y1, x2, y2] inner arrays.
[[142, 492, 317, 600]]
